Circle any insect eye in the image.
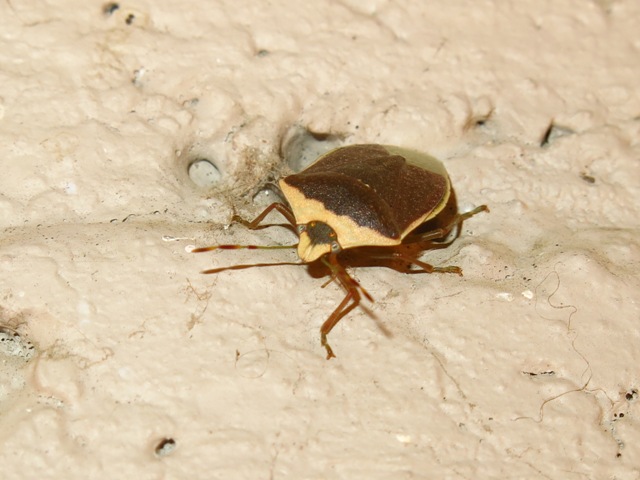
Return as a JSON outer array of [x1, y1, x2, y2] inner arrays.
[[330, 242, 340, 253]]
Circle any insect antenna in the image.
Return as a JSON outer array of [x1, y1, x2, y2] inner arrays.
[[191, 244, 296, 253], [191, 243, 301, 274], [200, 260, 304, 275]]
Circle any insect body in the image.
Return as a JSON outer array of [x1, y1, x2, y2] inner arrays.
[[194, 144, 488, 359]]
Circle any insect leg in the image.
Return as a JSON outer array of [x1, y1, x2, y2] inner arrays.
[[320, 287, 359, 360], [193, 203, 299, 253], [370, 252, 463, 275], [407, 257, 462, 275], [319, 254, 373, 359], [372, 205, 487, 273], [413, 204, 489, 243], [232, 202, 297, 232]]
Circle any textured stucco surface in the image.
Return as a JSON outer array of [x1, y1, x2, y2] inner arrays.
[[1, 1, 639, 478]]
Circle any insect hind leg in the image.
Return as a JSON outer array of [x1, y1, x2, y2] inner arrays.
[[412, 204, 489, 243], [382, 252, 463, 275]]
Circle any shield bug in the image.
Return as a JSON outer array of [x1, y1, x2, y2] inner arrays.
[[193, 144, 488, 359]]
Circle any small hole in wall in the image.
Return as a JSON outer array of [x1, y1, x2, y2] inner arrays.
[[188, 159, 222, 188], [462, 97, 494, 132], [463, 111, 493, 132], [281, 126, 343, 172], [540, 122, 574, 147], [252, 182, 288, 212], [0, 326, 36, 361], [154, 438, 176, 457], [579, 172, 596, 184], [102, 2, 119, 15], [102, 4, 147, 26]]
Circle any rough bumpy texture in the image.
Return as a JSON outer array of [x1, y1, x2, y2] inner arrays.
[[1, 1, 639, 478]]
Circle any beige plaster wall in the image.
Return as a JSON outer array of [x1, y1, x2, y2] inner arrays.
[[1, 0, 639, 478]]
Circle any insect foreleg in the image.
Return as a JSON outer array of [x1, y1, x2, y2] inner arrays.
[[319, 253, 374, 359], [232, 202, 297, 232]]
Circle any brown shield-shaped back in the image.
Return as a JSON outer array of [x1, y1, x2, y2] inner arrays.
[[279, 144, 451, 255]]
